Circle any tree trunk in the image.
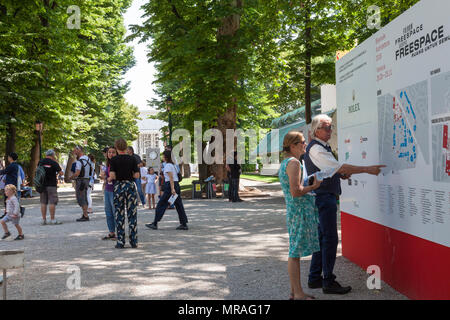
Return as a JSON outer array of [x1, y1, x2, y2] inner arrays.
[[28, 131, 41, 186], [183, 163, 191, 178], [304, 1, 312, 124], [210, 0, 242, 183], [64, 154, 75, 183], [5, 119, 16, 165]]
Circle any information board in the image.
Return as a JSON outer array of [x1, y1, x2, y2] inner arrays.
[[336, 0, 450, 247]]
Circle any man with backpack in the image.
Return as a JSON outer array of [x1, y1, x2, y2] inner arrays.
[[69, 146, 94, 222], [35, 150, 63, 225]]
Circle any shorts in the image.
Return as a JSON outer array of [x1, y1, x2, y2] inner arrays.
[[76, 179, 89, 207], [1, 214, 20, 226], [40, 186, 59, 205]]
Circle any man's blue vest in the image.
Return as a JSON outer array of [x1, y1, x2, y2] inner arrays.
[[304, 139, 341, 195]]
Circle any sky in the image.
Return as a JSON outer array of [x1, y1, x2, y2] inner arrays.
[[122, 0, 157, 111]]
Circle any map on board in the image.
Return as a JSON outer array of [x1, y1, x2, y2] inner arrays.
[[432, 124, 450, 182], [378, 80, 430, 173], [430, 71, 450, 182]]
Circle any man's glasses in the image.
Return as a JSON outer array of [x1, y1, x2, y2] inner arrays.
[[319, 125, 333, 132]]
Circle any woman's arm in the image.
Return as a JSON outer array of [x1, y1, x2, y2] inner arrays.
[[167, 171, 176, 194], [286, 159, 321, 197]]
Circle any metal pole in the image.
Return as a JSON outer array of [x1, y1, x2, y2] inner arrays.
[[168, 111, 173, 148], [3, 269, 6, 300]]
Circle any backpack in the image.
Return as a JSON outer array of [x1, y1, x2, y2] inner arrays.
[[34, 164, 46, 193], [79, 158, 93, 179]]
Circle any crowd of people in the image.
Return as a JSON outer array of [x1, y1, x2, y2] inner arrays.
[[0, 138, 189, 249]]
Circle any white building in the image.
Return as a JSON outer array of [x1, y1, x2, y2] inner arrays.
[[132, 109, 165, 161]]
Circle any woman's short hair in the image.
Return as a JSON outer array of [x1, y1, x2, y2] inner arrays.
[[311, 114, 332, 139], [5, 184, 17, 194], [163, 150, 173, 164], [114, 138, 128, 151], [282, 131, 304, 153]]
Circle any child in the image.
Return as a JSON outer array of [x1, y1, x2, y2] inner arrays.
[[1, 184, 24, 240], [144, 168, 158, 209]]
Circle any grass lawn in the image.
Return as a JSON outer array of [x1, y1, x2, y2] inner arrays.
[[179, 177, 196, 192], [240, 173, 279, 183]]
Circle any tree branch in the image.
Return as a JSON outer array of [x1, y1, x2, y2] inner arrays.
[[167, 0, 183, 20]]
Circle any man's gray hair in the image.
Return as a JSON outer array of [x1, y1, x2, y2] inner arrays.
[[311, 114, 332, 139], [46, 149, 56, 157]]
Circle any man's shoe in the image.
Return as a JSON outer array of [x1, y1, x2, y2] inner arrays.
[[145, 223, 157, 230], [176, 224, 188, 230], [14, 234, 24, 240], [322, 281, 352, 295], [76, 215, 89, 222], [115, 244, 125, 249], [131, 243, 138, 248], [308, 279, 323, 289]]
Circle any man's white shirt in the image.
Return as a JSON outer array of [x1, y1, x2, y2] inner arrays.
[[75, 155, 94, 179], [308, 138, 341, 172]]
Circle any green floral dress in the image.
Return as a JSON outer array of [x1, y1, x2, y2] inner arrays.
[[279, 157, 320, 258]]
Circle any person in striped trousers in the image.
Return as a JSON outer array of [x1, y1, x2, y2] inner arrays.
[[108, 139, 140, 249]]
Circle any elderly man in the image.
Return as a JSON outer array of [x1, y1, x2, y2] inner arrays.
[[304, 114, 385, 294], [70, 146, 94, 222]]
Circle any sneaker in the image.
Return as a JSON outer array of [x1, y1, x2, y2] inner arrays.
[[41, 220, 47, 226], [176, 224, 188, 230], [14, 235, 24, 240], [49, 220, 63, 225], [1, 232, 11, 240], [145, 223, 157, 230], [322, 281, 352, 295], [76, 215, 90, 222], [131, 243, 138, 249], [115, 244, 125, 249]]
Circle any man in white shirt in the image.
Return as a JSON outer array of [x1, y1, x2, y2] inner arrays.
[[304, 114, 385, 295], [70, 146, 94, 222]]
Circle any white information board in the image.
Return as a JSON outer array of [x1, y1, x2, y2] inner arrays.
[[336, 0, 450, 247]]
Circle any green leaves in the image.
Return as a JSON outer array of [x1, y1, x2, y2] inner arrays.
[[0, 0, 138, 163]]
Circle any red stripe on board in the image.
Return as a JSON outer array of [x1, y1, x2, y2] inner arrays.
[[341, 212, 450, 300]]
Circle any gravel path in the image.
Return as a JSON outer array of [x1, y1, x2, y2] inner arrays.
[[1, 184, 407, 300]]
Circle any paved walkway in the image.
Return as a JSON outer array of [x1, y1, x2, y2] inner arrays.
[[1, 183, 407, 300]]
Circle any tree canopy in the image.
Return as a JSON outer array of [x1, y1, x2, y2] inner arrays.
[[0, 0, 139, 177]]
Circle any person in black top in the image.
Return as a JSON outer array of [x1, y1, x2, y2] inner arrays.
[[127, 146, 146, 207], [39, 150, 64, 225], [109, 139, 140, 249], [226, 151, 243, 202]]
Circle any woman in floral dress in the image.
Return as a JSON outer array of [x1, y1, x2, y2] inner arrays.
[[279, 131, 322, 300]]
